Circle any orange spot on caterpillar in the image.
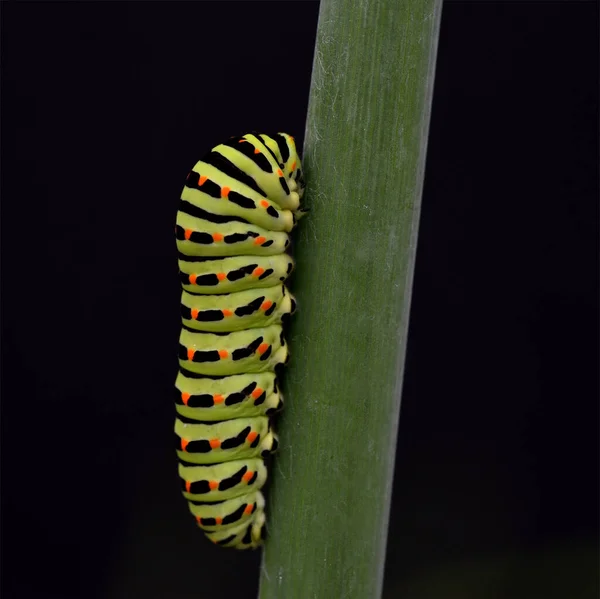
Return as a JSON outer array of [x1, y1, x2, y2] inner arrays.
[[291, 161, 297, 171], [189, 274, 197, 285], [254, 148, 260, 154], [260, 300, 273, 311], [218, 349, 228, 359], [191, 309, 199, 320], [242, 471, 254, 483], [277, 169, 283, 177], [185, 481, 191, 493], [184, 229, 193, 240], [212, 233, 224, 242], [243, 504, 254, 515], [209, 439, 221, 449], [246, 431, 258, 444], [181, 392, 191, 405], [181, 438, 189, 452], [251, 387, 263, 399], [254, 236, 267, 245], [221, 187, 230, 198], [215, 517, 223, 525], [196, 516, 203, 525], [187, 348, 195, 361], [222, 309, 233, 317], [209, 480, 219, 490], [252, 267, 265, 277], [213, 394, 225, 404], [257, 343, 269, 355], [217, 272, 227, 281], [238, 139, 248, 143], [260, 200, 269, 208], [198, 175, 207, 186]]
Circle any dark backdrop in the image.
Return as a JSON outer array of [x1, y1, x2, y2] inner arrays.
[[2, 2, 598, 599]]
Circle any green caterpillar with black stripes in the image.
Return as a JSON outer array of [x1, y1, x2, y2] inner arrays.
[[174, 132, 305, 549]]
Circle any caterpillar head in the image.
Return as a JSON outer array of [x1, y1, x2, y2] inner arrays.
[[217, 131, 306, 215]]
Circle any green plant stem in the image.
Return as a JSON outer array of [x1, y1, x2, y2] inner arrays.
[[259, 0, 442, 597]]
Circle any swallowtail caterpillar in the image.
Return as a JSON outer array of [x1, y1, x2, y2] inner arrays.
[[174, 132, 305, 549]]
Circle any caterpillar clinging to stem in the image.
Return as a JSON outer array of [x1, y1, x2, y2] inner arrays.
[[174, 132, 305, 549]]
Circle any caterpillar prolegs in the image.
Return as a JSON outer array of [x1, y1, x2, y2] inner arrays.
[[174, 133, 305, 549]]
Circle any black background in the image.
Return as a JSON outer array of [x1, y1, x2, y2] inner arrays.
[[2, 2, 598, 598]]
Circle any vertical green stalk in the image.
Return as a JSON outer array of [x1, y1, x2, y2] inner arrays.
[[259, 0, 442, 597]]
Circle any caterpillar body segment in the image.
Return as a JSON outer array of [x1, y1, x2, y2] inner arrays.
[[175, 415, 278, 464], [174, 132, 304, 549], [179, 458, 268, 503], [175, 212, 291, 258], [178, 324, 288, 377], [181, 284, 296, 333], [178, 253, 294, 295], [188, 490, 265, 533], [174, 370, 283, 422], [182, 174, 295, 233]]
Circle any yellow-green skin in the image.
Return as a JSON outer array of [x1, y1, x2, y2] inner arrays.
[[174, 132, 304, 549]]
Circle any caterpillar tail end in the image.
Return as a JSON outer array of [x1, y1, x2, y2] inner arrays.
[[204, 508, 267, 550]]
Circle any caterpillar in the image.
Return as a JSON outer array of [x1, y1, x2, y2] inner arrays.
[[174, 132, 305, 549]]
